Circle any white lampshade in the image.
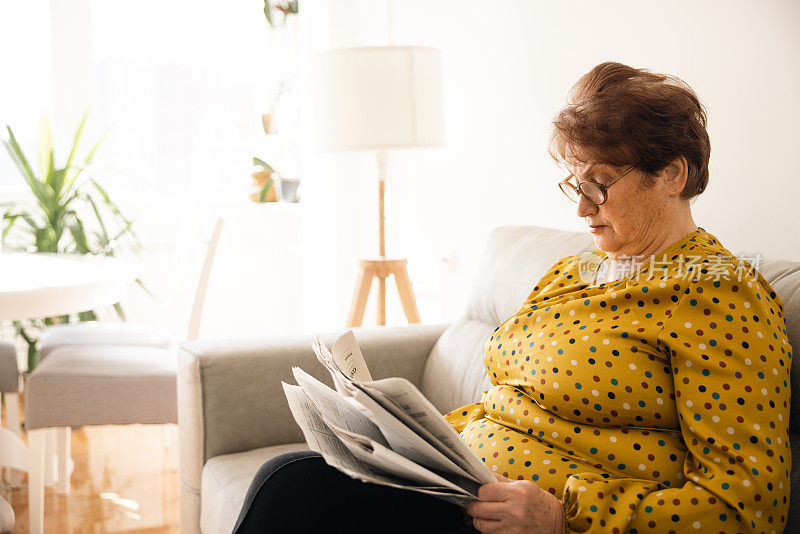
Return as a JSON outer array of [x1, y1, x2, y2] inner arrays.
[[312, 46, 445, 152]]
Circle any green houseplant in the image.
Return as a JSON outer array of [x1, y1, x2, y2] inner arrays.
[[1, 113, 146, 370]]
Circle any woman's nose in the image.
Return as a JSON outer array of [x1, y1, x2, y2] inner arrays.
[[576, 194, 598, 217]]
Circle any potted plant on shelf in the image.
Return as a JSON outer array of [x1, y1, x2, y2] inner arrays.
[[1, 113, 147, 370], [262, 0, 299, 53], [250, 157, 278, 202], [261, 82, 290, 135], [263, 0, 298, 27]]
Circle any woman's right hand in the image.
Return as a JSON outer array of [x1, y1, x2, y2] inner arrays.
[[466, 474, 565, 534]]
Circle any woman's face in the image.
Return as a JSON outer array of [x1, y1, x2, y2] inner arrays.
[[575, 162, 673, 260]]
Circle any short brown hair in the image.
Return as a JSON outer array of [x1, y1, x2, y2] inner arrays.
[[549, 62, 710, 199]]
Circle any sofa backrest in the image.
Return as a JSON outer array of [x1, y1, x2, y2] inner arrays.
[[419, 225, 800, 434], [759, 260, 800, 431]]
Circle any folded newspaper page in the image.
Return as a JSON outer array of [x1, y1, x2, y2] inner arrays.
[[282, 330, 496, 508], [282, 382, 472, 506], [313, 332, 495, 484]]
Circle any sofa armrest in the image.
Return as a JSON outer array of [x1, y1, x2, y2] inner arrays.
[[177, 322, 448, 508]]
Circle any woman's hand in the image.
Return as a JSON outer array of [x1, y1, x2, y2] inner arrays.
[[466, 474, 565, 534]]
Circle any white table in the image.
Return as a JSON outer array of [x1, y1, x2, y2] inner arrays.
[[0, 253, 136, 491], [0, 253, 136, 321]]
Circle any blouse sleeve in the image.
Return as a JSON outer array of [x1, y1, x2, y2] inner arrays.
[[560, 265, 792, 533]]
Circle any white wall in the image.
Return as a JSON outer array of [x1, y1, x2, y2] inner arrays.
[[302, 0, 800, 327]]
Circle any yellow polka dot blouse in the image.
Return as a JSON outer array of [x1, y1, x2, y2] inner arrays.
[[445, 227, 792, 533]]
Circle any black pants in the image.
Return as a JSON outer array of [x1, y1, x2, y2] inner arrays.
[[233, 451, 481, 534]]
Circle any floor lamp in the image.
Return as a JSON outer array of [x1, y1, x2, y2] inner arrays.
[[312, 46, 445, 327]]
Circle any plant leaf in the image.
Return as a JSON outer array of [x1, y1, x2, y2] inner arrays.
[[84, 193, 109, 242], [89, 178, 144, 250], [112, 302, 126, 321], [49, 168, 69, 200], [134, 277, 157, 300], [64, 110, 88, 171], [68, 219, 90, 254], [38, 116, 55, 188], [62, 123, 107, 195], [263, 0, 273, 26], [259, 178, 273, 202], [253, 157, 276, 173], [82, 126, 108, 166], [4, 127, 38, 188], [2, 212, 22, 241], [78, 310, 97, 322], [110, 218, 135, 241], [89, 176, 111, 203], [21, 213, 40, 231]]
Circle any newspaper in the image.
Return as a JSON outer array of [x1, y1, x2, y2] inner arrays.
[[283, 330, 496, 508]]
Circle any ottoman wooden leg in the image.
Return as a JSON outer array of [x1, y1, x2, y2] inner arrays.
[[44, 428, 58, 487], [5, 392, 20, 436], [28, 428, 46, 534], [56, 427, 70, 495]]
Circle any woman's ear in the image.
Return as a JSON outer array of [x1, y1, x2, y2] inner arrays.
[[662, 156, 689, 196]]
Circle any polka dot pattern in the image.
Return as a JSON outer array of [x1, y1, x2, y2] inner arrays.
[[445, 228, 792, 533]]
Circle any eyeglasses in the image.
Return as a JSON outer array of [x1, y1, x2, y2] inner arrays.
[[558, 165, 636, 205]]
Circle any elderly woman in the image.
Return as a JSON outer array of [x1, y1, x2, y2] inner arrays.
[[446, 62, 791, 533], [233, 62, 791, 534]]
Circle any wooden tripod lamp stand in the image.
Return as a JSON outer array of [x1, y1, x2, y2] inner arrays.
[[348, 150, 419, 327], [312, 46, 445, 327]]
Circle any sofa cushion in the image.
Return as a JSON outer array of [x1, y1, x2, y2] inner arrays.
[[200, 442, 308, 534], [789, 431, 800, 534], [420, 318, 495, 414], [421, 226, 595, 413], [464, 226, 595, 329], [758, 260, 800, 431], [25, 345, 177, 430], [0, 341, 19, 393], [39, 321, 171, 360]]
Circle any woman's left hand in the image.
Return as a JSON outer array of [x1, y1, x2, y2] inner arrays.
[[466, 474, 565, 534]]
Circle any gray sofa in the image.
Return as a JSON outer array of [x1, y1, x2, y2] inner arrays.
[[177, 225, 800, 534]]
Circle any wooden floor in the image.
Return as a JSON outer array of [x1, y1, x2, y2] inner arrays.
[[6, 423, 180, 534]]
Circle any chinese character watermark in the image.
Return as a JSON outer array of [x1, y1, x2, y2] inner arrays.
[[575, 251, 763, 284]]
